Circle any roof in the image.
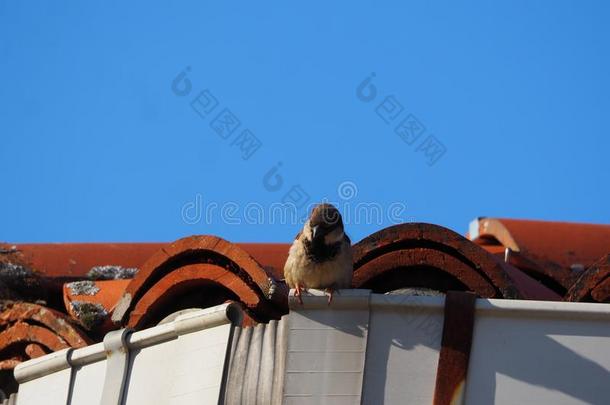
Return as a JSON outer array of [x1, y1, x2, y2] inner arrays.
[[0, 217, 609, 397]]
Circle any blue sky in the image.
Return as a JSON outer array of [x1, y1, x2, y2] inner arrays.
[[1, 1, 609, 243]]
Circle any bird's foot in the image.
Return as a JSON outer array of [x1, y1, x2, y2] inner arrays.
[[295, 284, 305, 305], [325, 288, 338, 305]]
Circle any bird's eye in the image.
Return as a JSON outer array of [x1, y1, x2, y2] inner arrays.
[[324, 211, 339, 225]]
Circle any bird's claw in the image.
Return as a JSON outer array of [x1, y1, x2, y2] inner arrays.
[[325, 288, 337, 305], [295, 284, 307, 305]]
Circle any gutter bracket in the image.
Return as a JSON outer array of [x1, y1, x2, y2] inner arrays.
[[100, 328, 132, 405]]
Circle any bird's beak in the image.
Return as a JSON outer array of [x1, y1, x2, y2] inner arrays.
[[311, 225, 319, 240]]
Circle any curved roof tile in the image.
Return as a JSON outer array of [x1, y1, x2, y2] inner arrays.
[[469, 218, 610, 294], [111, 235, 288, 327], [353, 223, 521, 298], [565, 254, 610, 303], [63, 279, 130, 335], [0, 302, 90, 384], [126, 264, 280, 329]]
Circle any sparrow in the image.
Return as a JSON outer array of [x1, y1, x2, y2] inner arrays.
[[284, 203, 353, 304]]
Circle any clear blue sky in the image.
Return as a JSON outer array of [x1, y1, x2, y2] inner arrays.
[[1, 1, 609, 243]]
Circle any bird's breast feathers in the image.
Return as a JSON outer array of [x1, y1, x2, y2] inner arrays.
[[284, 235, 353, 289]]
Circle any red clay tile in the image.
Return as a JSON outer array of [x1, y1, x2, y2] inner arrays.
[[0, 322, 67, 353], [591, 278, 610, 302], [0, 303, 90, 348], [482, 244, 570, 291], [63, 280, 129, 313], [24, 343, 46, 359], [111, 236, 288, 327], [354, 248, 498, 297], [0, 302, 90, 387], [5, 243, 165, 278], [237, 243, 290, 280], [126, 264, 277, 329], [565, 254, 610, 303], [469, 218, 610, 293], [353, 223, 521, 298], [0, 359, 21, 370], [0, 242, 290, 280], [478, 245, 563, 300], [63, 279, 130, 334], [501, 262, 562, 301]]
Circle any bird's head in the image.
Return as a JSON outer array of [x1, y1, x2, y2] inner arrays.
[[305, 203, 345, 245]]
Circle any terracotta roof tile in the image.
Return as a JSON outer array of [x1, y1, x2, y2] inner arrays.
[[1, 242, 290, 281], [0, 302, 90, 391], [63, 279, 130, 335], [236, 243, 290, 280], [565, 254, 610, 303], [3, 243, 165, 278], [352, 223, 521, 298], [110, 235, 289, 329], [469, 218, 610, 295], [126, 264, 278, 329]]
